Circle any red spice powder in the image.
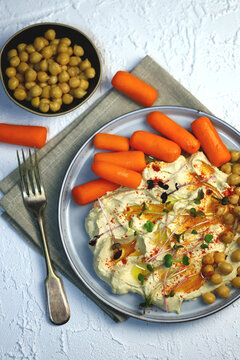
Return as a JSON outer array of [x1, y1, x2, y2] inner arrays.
[[152, 164, 160, 171]]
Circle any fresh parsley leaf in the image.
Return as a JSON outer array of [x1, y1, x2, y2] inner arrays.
[[138, 273, 145, 285], [189, 208, 197, 217], [197, 210, 205, 216], [205, 234, 213, 243], [191, 230, 198, 234], [128, 220, 132, 228], [166, 201, 171, 205], [163, 209, 169, 213], [144, 220, 154, 232], [140, 296, 152, 308], [147, 264, 153, 272], [182, 255, 189, 266], [201, 244, 209, 249], [164, 254, 173, 268], [194, 199, 201, 205], [134, 231, 137, 236], [173, 244, 183, 250], [221, 197, 229, 205], [165, 290, 175, 298]]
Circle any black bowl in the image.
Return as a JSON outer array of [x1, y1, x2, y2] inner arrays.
[[0, 22, 102, 116]]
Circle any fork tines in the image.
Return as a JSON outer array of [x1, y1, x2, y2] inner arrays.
[[17, 147, 44, 197]]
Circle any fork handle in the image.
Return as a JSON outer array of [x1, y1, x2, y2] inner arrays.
[[37, 215, 70, 325]]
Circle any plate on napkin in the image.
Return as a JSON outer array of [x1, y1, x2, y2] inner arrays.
[[58, 105, 240, 322]]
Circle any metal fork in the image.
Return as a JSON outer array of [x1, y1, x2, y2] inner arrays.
[[17, 148, 70, 325]]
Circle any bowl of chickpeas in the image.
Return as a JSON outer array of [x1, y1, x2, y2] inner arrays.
[[0, 23, 101, 116]]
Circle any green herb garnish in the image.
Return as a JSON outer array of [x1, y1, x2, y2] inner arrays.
[[221, 197, 229, 205], [165, 290, 175, 298], [201, 244, 209, 249], [194, 189, 204, 205], [173, 244, 183, 250], [189, 208, 197, 217], [128, 220, 132, 228], [173, 233, 182, 242], [164, 254, 173, 268], [140, 296, 152, 308], [191, 229, 198, 234], [138, 273, 145, 285], [204, 234, 213, 243], [197, 210, 205, 216], [134, 231, 137, 236], [137, 202, 147, 217], [182, 255, 189, 265], [163, 209, 169, 213], [144, 220, 154, 232], [147, 264, 153, 272], [166, 201, 171, 205]]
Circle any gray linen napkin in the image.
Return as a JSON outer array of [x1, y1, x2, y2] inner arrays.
[[0, 55, 211, 323]]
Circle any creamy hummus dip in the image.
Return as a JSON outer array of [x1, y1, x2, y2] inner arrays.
[[86, 152, 240, 313]]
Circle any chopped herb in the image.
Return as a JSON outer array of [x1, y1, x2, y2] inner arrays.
[[205, 234, 213, 243], [140, 296, 152, 308], [194, 199, 201, 205], [189, 208, 197, 217], [161, 192, 168, 204], [221, 197, 229, 205], [128, 220, 132, 228], [165, 290, 175, 298], [201, 244, 209, 249], [164, 254, 173, 268], [137, 202, 147, 217], [147, 179, 155, 189], [144, 220, 154, 232], [197, 210, 205, 216], [173, 244, 183, 250], [112, 242, 121, 250], [134, 231, 137, 236], [166, 201, 171, 205], [113, 249, 122, 260], [138, 273, 145, 285], [191, 230, 198, 234], [163, 209, 169, 213], [147, 264, 154, 272], [194, 189, 205, 205], [182, 255, 189, 266], [173, 233, 182, 242]]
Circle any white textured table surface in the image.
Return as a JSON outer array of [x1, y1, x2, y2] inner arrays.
[[0, 1, 240, 359]]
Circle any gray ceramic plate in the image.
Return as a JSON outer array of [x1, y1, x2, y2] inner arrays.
[[58, 106, 240, 323]]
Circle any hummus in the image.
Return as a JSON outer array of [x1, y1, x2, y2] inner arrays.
[[86, 152, 240, 313]]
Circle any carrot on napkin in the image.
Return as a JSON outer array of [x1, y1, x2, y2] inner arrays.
[[0, 123, 47, 148]]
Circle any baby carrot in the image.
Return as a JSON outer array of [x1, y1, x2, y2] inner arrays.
[[111, 71, 158, 107], [147, 111, 200, 154], [93, 133, 130, 151], [91, 161, 142, 188], [94, 151, 146, 172], [191, 116, 231, 167], [72, 178, 119, 205], [130, 131, 181, 162], [0, 123, 47, 148]]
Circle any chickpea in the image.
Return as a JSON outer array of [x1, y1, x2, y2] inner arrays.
[[61, 65, 68, 71], [39, 101, 49, 113], [25, 81, 36, 90], [216, 206, 225, 217], [202, 265, 214, 277], [69, 76, 80, 89], [37, 71, 49, 83], [69, 56, 81, 66], [60, 37, 71, 46], [231, 150, 240, 162], [85, 67, 96, 79], [25, 91, 32, 102], [234, 206, 240, 216], [29, 85, 42, 98], [216, 285, 230, 298], [73, 87, 86, 99], [235, 187, 240, 196], [50, 85, 62, 98], [214, 252, 226, 264], [221, 162, 232, 174], [50, 100, 61, 112], [16, 73, 24, 83], [202, 292, 216, 304], [5, 67, 16, 78], [9, 56, 20, 67], [232, 164, 240, 175], [79, 79, 89, 90], [237, 224, 240, 233], [16, 43, 26, 52], [40, 98, 50, 104], [41, 46, 53, 59], [78, 72, 87, 80], [228, 174, 240, 186], [50, 38, 60, 45], [38, 59, 48, 72], [237, 266, 240, 276], [39, 82, 48, 88], [17, 62, 29, 74], [44, 29, 56, 41], [19, 51, 29, 62], [25, 44, 35, 54], [33, 37, 45, 51], [62, 93, 74, 104], [50, 44, 58, 55], [68, 47, 73, 56], [221, 231, 235, 244], [218, 261, 233, 275], [13, 88, 27, 101], [73, 44, 84, 56], [34, 63, 41, 72], [237, 237, 240, 246], [57, 53, 70, 65], [222, 213, 235, 225], [41, 85, 51, 98], [25, 68, 37, 82], [229, 194, 239, 205], [48, 62, 61, 76], [41, 37, 49, 46], [231, 249, 240, 262], [59, 82, 70, 94], [8, 49, 18, 58], [231, 276, 240, 288], [29, 51, 42, 64], [58, 70, 70, 83], [8, 77, 19, 90], [68, 66, 79, 77], [80, 58, 91, 71], [31, 96, 40, 108], [57, 43, 68, 53], [202, 253, 214, 265], [210, 273, 223, 284], [17, 83, 25, 90], [48, 75, 58, 85]]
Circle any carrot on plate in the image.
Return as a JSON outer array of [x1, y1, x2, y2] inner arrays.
[[72, 178, 119, 205], [94, 151, 146, 172], [93, 133, 130, 151], [111, 71, 158, 107], [130, 130, 181, 162], [191, 116, 231, 167], [0, 123, 47, 148], [91, 161, 142, 188], [146, 111, 200, 154]]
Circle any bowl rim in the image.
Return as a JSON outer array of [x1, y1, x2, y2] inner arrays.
[[0, 22, 102, 117]]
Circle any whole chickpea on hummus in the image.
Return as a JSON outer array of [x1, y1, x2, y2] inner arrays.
[[86, 152, 240, 313]]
